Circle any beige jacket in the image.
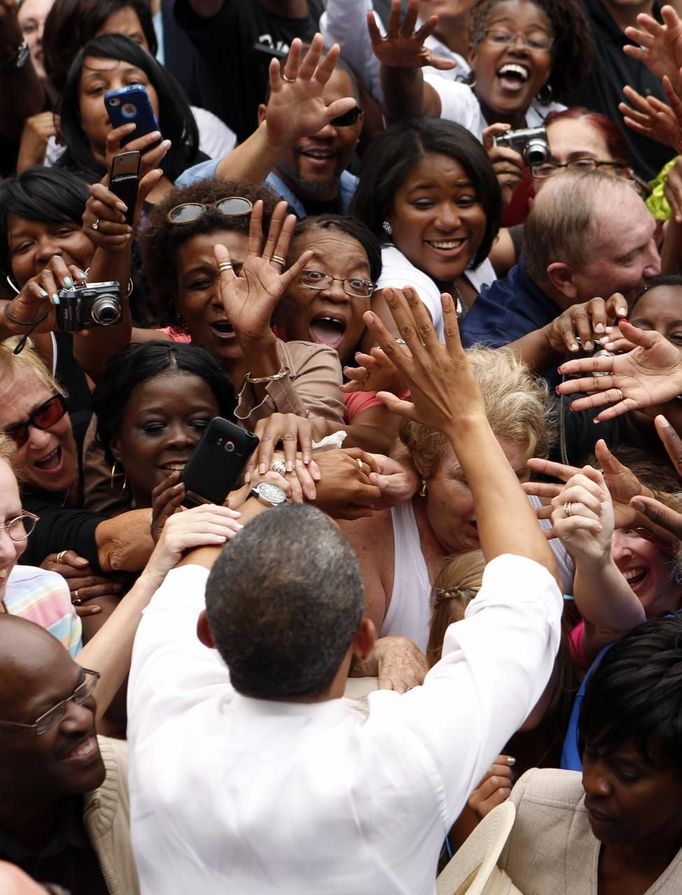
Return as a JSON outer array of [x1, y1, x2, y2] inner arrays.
[[84, 737, 139, 895]]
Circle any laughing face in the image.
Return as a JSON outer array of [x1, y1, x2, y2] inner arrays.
[[278, 228, 373, 364], [0, 368, 78, 494], [469, 0, 553, 127], [386, 152, 487, 288], [175, 230, 247, 367], [611, 529, 681, 618], [111, 370, 220, 505], [0, 460, 28, 601]]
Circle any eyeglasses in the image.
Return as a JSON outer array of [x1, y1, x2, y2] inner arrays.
[[167, 196, 254, 225], [5, 394, 68, 448], [0, 668, 100, 736], [0, 510, 39, 542], [329, 106, 362, 127], [298, 269, 375, 299], [530, 158, 629, 179], [482, 29, 554, 51]]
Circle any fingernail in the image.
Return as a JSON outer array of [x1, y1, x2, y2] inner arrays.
[[584, 340, 593, 351], [63, 276, 74, 288], [569, 342, 578, 351], [594, 322, 604, 333], [617, 308, 628, 317], [258, 464, 266, 475], [77, 270, 87, 280], [38, 288, 49, 298], [506, 756, 516, 766], [51, 293, 60, 305], [234, 523, 244, 530], [286, 461, 294, 473]]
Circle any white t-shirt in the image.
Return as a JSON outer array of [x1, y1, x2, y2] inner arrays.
[[424, 75, 565, 141], [377, 244, 496, 341], [128, 555, 561, 895]]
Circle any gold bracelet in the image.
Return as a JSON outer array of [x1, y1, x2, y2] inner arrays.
[[244, 365, 290, 384]]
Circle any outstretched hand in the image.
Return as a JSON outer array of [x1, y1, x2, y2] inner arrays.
[[214, 199, 312, 342], [264, 33, 358, 147], [369, 0, 456, 71], [623, 5, 682, 92], [619, 81, 682, 152], [363, 286, 485, 435]]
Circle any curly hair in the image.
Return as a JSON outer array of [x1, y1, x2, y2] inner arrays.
[[139, 178, 282, 323], [468, 0, 593, 102], [399, 346, 556, 478]]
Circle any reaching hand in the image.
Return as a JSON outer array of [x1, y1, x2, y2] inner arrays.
[[373, 635, 428, 692], [264, 34, 358, 148], [556, 319, 682, 421], [550, 468, 614, 566], [312, 448, 381, 520], [619, 81, 682, 152], [362, 286, 486, 435], [214, 200, 312, 342], [41, 550, 123, 617], [2, 256, 87, 335], [342, 345, 409, 395], [483, 124, 526, 208], [623, 5, 682, 91], [467, 756, 515, 821], [366, 453, 420, 508], [369, 0, 456, 71], [543, 293, 628, 355]]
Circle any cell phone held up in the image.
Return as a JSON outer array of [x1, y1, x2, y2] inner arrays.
[[181, 417, 260, 509], [104, 84, 160, 148], [109, 151, 140, 226]]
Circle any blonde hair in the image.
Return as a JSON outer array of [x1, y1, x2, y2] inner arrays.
[[400, 347, 556, 479], [426, 550, 485, 667], [0, 339, 64, 397]]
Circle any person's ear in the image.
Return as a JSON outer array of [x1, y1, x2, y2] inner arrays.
[[546, 261, 579, 301], [257, 103, 267, 125], [352, 617, 376, 663], [196, 609, 215, 648], [468, 43, 478, 70]]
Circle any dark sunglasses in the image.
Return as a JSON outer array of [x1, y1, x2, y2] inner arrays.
[[167, 196, 254, 225], [329, 106, 362, 127], [5, 394, 68, 448]]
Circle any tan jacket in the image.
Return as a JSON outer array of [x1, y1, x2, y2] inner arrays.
[[84, 737, 139, 895]]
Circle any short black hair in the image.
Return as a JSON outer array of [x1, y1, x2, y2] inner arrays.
[[290, 214, 383, 284], [579, 616, 682, 772], [205, 504, 365, 698], [631, 274, 682, 315], [43, 0, 158, 93], [58, 34, 200, 183], [0, 167, 89, 276], [351, 118, 502, 269], [468, 0, 593, 102], [92, 341, 236, 464]]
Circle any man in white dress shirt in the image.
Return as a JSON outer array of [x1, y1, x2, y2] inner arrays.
[[127, 286, 563, 895]]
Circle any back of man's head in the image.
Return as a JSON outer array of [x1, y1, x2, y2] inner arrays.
[[205, 504, 364, 699], [523, 171, 635, 287], [579, 616, 682, 771]]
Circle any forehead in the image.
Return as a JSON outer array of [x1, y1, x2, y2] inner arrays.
[[0, 367, 53, 427], [632, 285, 682, 320], [80, 56, 145, 80], [7, 214, 74, 240], [97, 6, 145, 35], [17, 0, 52, 21], [400, 152, 470, 190], [293, 228, 369, 264], [485, 0, 552, 30], [547, 118, 611, 161], [124, 371, 218, 415], [593, 189, 652, 250], [177, 230, 248, 270]]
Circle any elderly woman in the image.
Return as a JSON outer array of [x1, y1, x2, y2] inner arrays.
[[340, 346, 554, 653]]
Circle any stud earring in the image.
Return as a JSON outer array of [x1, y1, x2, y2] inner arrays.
[[382, 220, 393, 238], [419, 479, 428, 497]]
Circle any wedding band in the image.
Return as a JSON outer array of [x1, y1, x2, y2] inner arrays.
[[563, 502, 573, 518], [356, 458, 364, 470], [73, 589, 81, 605], [271, 459, 287, 476], [218, 261, 233, 272], [393, 338, 407, 345], [271, 255, 286, 266], [56, 550, 68, 563], [91, 218, 100, 231], [615, 388, 624, 401], [282, 74, 296, 83]]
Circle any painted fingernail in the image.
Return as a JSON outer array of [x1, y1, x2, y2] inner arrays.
[[38, 288, 49, 298], [506, 756, 516, 766], [63, 276, 74, 288], [594, 322, 604, 333], [77, 270, 87, 280], [51, 293, 60, 305]]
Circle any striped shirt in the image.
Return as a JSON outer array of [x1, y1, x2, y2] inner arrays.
[[5, 566, 82, 656]]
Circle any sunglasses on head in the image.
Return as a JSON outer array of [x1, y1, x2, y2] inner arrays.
[[167, 196, 254, 225], [329, 106, 362, 127], [5, 394, 68, 448]]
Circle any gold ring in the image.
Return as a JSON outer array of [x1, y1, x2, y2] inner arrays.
[[615, 388, 624, 401], [56, 550, 68, 563], [563, 502, 573, 518], [73, 589, 82, 605], [282, 75, 296, 84], [271, 255, 286, 266], [91, 218, 100, 231], [356, 458, 364, 470], [218, 262, 233, 273]]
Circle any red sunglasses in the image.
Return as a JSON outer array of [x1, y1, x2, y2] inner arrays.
[[5, 394, 68, 448]]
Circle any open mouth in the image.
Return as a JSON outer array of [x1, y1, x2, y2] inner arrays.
[[210, 320, 236, 340], [34, 445, 62, 472], [59, 734, 100, 765], [622, 566, 648, 593], [299, 147, 336, 161], [158, 461, 189, 474], [309, 315, 347, 348], [496, 63, 530, 93], [424, 237, 468, 259]]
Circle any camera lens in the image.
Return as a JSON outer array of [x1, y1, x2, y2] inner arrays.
[[90, 295, 122, 326], [224, 441, 235, 453], [524, 140, 550, 166]]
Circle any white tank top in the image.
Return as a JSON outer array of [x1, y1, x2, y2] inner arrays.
[[380, 501, 432, 652]]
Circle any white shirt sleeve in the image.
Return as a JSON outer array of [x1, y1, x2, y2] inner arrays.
[[424, 74, 485, 137], [321, 0, 384, 103], [377, 245, 445, 341]]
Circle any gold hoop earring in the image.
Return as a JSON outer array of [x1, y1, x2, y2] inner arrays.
[[110, 460, 127, 493], [419, 479, 428, 497]]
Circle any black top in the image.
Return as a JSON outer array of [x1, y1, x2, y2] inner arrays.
[[569, 0, 675, 181], [173, 0, 325, 143]]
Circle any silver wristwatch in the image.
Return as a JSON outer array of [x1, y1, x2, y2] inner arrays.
[[249, 482, 287, 507]]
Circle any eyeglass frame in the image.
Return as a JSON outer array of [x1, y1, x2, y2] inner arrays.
[[530, 158, 630, 179], [0, 510, 40, 543], [481, 28, 554, 51], [166, 196, 254, 225], [0, 668, 100, 736], [4, 393, 68, 448], [298, 269, 376, 299]]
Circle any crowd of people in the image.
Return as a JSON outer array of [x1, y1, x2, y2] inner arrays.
[[1, 0, 682, 892]]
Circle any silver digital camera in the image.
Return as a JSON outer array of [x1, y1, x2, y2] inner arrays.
[[495, 126, 550, 166], [56, 281, 122, 332]]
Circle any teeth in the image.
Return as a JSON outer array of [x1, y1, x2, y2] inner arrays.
[[498, 64, 529, 81], [163, 464, 185, 471], [623, 568, 645, 582], [64, 736, 97, 760], [428, 239, 465, 249]]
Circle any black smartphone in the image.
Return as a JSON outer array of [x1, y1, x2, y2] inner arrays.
[[109, 151, 140, 226], [104, 84, 160, 148], [181, 417, 260, 509]]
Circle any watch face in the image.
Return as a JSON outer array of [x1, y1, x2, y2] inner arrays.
[[257, 483, 287, 505]]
